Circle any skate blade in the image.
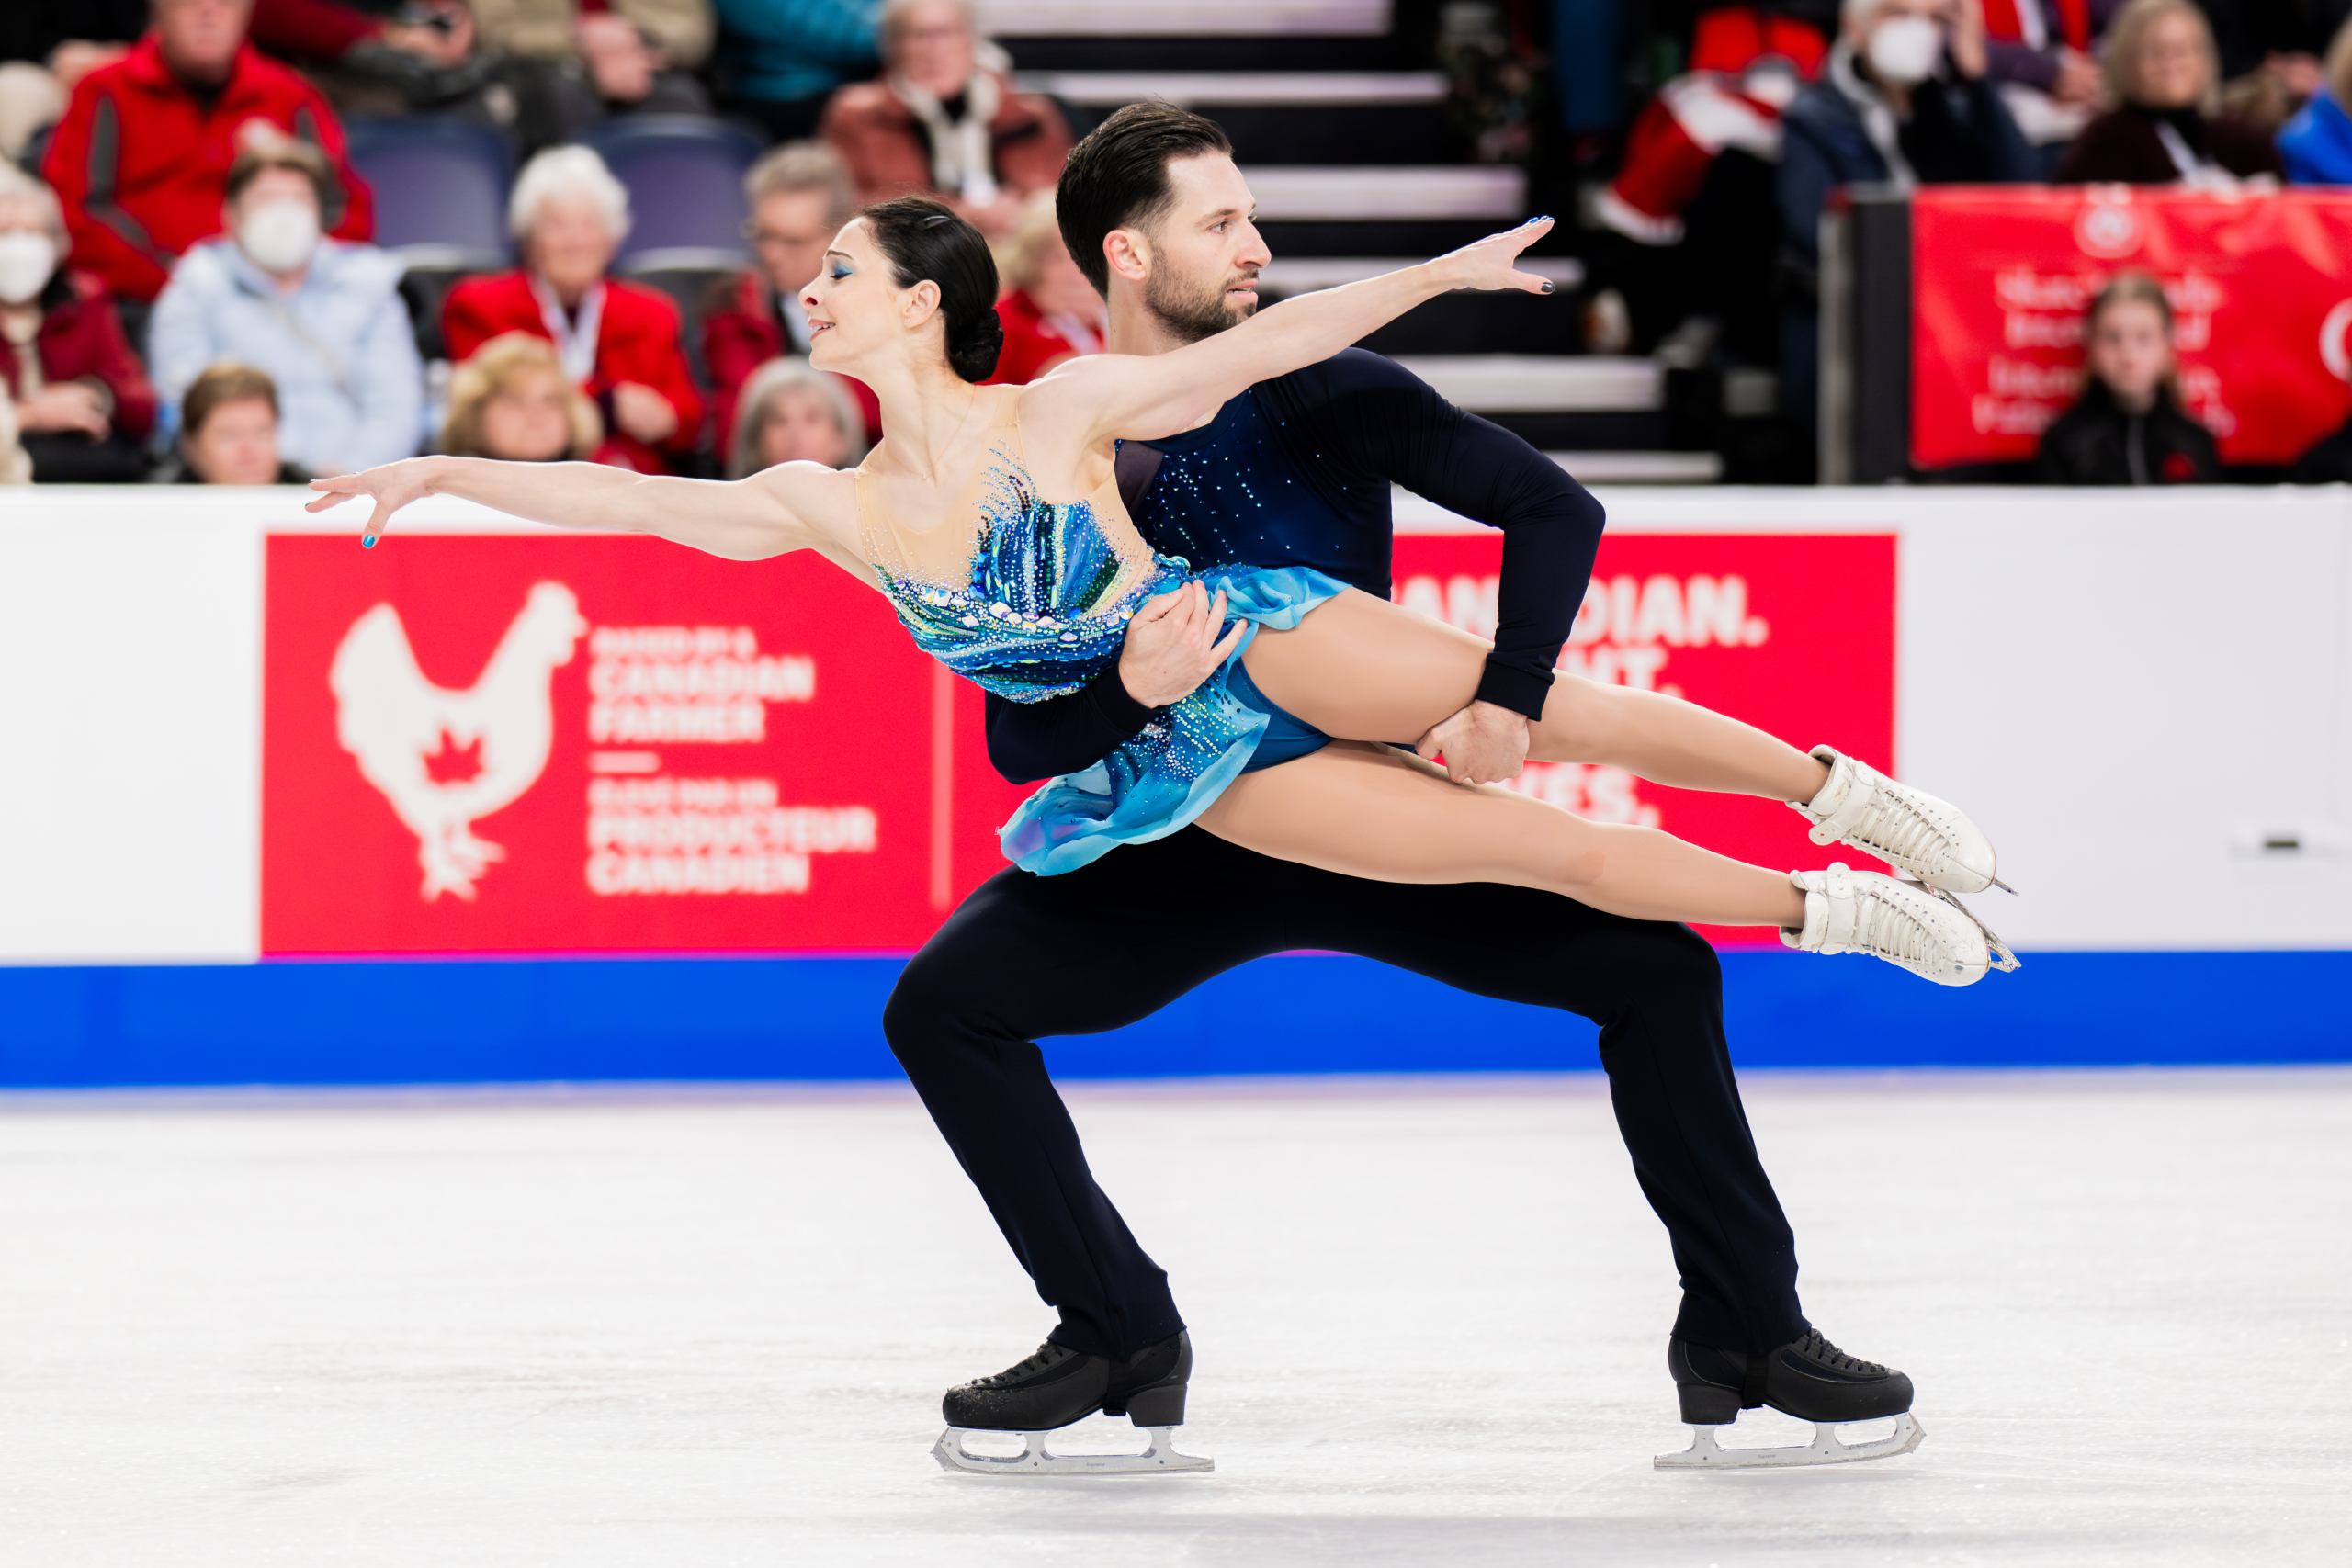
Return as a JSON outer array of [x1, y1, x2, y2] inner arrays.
[[932, 1425, 1214, 1476], [1922, 885, 2021, 973], [1653, 1412, 1924, 1470]]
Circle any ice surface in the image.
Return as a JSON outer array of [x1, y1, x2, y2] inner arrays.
[[0, 1069, 2345, 1566]]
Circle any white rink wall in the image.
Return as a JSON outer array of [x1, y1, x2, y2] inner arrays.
[[5, 484, 2351, 961]]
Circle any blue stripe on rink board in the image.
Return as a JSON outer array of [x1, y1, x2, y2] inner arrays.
[[0, 950, 2346, 1087]]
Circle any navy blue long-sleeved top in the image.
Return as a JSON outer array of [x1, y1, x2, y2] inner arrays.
[[984, 348, 1606, 784]]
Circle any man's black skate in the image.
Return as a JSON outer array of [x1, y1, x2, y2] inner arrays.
[[1656, 1328, 1925, 1469], [932, 1332, 1210, 1475]]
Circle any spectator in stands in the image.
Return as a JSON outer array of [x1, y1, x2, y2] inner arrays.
[[0, 2, 147, 162], [160, 359, 311, 482], [724, 357, 866, 476], [439, 331, 604, 460], [468, 0, 716, 142], [150, 141, 422, 478], [2278, 16, 2352, 183], [821, 0, 1070, 238], [0, 164, 158, 483], [1779, 0, 2033, 451], [0, 390, 28, 485], [2033, 272, 2220, 484], [40, 0, 374, 311], [442, 146, 703, 474], [703, 141, 879, 468], [1982, 0, 2123, 164], [985, 191, 1104, 386], [713, 0, 880, 144], [244, 0, 503, 123], [2054, 0, 2286, 183]]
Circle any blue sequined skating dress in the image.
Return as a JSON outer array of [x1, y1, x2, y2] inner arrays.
[[855, 399, 1346, 874]]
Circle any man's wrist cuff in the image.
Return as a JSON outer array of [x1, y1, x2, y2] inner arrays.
[[1088, 665, 1160, 734], [1476, 659, 1553, 721]]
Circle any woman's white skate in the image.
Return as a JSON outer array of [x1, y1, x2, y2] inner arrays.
[[1783, 863, 2018, 985], [1792, 746, 2011, 894]]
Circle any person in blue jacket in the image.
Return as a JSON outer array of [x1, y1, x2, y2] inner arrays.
[[1778, 0, 2036, 457], [2278, 22, 2352, 184]]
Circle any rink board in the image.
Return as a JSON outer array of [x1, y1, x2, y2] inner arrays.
[[0, 949, 2345, 1086], [6, 485, 2352, 1081]]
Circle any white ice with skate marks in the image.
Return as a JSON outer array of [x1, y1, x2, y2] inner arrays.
[[4, 1072, 2335, 1566], [1396, 568, 1770, 829]]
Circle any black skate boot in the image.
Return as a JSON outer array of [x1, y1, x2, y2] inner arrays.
[[1656, 1328, 1925, 1470], [933, 1332, 1210, 1475]]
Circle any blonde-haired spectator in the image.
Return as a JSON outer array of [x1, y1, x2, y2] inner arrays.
[[984, 190, 1105, 387], [820, 0, 1070, 238], [440, 144, 703, 474], [164, 360, 310, 483], [725, 357, 866, 477], [440, 331, 603, 460], [2056, 0, 2285, 182], [703, 140, 880, 464]]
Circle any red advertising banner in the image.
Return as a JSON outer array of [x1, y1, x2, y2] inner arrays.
[[1392, 532, 1895, 944], [1911, 186, 2352, 468], [264, 531, 1893, 954], [262, 535, 1028, 954]]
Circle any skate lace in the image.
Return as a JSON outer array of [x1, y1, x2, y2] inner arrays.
[[1849, 884, 1938, 969], [1793, 1329, 1886, 1377], [1828, 786, 1949, 875], [984, 1342, 1064, 1385]]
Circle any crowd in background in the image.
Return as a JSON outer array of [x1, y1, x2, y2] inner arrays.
[[0, 0, 1091, 486], [6, 0, 2352, 488]]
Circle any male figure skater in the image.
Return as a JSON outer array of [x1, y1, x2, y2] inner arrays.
[[891, 104, 1918, 1473]]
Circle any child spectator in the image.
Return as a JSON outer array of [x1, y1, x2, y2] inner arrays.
[[439, 331, 604, 461], [2278, 17, 2352, 184], [713, 0, 879, 144], [160, 360, 311, 483], [822, 0, 1069, 239], [985, 192, 1104, 386], [2054, 0, 2284, 183], [150, 140, 423, 478], [441, 146, 703, 474], [724, 357, 866, 477], [702, 141, 879, 468], [0, 164, 158, 482], [40, 0, 374, 307], [2032, 272, 2221, 485]]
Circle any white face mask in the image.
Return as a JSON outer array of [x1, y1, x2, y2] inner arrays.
[[1867, 14, 1945, 85], [238, 197, 322, 275], [0, 231, 57, 306]]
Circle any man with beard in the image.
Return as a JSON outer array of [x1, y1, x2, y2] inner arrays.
[[895, 102, 1921, 1476]]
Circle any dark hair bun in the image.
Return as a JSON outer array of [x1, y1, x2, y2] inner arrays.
[[949, 306, 1003, 382], [856, 196, 1002, 383]]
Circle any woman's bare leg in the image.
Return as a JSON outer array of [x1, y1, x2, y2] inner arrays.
[[1194, 741, 1808, 928], [1241, 589, 1830, 801]]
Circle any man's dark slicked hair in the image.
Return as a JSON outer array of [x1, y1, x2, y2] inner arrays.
[[1055, 101, 1234, 297]]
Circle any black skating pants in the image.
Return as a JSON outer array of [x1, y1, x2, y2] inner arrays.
[[883, 827, 1807, 1361]]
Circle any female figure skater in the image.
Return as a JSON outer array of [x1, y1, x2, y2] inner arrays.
[[311, 199, 2013, 984]]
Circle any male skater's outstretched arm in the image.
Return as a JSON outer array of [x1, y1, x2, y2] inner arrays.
[[897, 104, 1918, 1474]]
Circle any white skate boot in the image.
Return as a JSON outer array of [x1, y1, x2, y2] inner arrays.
[[1790, 747, 2007, 895], [1782, 863, 2018, 986]]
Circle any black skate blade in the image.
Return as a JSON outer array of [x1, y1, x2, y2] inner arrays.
[[933, 1424, 1214, 1476], [1655, 1412, 1923, 1469]]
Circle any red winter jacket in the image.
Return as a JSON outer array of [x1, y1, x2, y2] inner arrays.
[[442, 268, 705, 475], [700, 269, 882, 467], [41, 37, 374, 305], [0, 271, 158, 442]]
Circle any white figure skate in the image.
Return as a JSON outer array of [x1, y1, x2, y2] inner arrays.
[[1792, 746, 2009, 894], [1783, 863, 2018, 985]]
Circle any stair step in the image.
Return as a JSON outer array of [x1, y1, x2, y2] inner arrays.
[[1393, 452, 1722, 522], [1012, 71, 1444, 105], [1386, 355, 1662, 413], [1244, 165, 1526, 221], [978, 0, 1390, 35]]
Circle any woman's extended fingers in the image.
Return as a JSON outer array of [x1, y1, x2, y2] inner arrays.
[[1453, 215, 1557, 294], [302, 474, 367, 513]]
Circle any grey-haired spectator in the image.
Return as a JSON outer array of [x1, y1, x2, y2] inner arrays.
[[725, 356, 866, 477], [0, 163, 158, 482]]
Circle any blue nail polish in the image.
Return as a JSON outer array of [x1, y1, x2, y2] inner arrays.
[[362, 535, 376, 548], [1542, 280, 1556, 294]]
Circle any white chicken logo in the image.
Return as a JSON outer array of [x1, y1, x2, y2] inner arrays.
[[330, 581, 590, 901]]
